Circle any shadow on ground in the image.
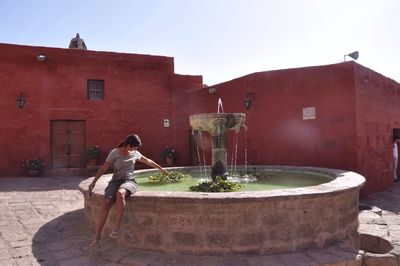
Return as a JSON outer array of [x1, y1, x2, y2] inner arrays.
[[361, 184, 400, 214], [31, 208, 163, 266], [31, 209, 94, 265], [0, 176, 86, 192]]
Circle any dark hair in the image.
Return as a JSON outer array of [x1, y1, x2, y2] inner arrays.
[[118, 134, 142, 148]]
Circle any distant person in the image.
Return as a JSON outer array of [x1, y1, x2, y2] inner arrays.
[[393, 137, 399, 182], [88, 134, 167, 246]]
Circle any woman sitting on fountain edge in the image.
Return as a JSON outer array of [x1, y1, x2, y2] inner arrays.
[[88, 134, 168, 247]]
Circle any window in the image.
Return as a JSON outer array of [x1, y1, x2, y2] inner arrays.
[[87, 79, 104, 100]]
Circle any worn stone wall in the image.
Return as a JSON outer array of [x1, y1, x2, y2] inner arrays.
[[354, 64, 400, 196], [79, 167, 364, 255]]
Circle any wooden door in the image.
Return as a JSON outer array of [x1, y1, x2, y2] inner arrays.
[[51, 120, 85, 168]]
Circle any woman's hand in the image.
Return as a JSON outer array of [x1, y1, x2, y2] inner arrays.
[[139, 156, 168, 175], [88, 162, 110, 194], [88, 181, 96, 192], [160, 168, 168, 175]]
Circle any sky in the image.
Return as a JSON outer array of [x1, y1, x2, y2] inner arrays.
[[1, 0, 399, 85]]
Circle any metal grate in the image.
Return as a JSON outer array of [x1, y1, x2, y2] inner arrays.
[[87, 79, 104, 100]]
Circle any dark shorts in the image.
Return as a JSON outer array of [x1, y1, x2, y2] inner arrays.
[[104, 179, 137, 201]]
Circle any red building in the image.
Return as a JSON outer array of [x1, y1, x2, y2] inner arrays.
[[1, 42, 399, 196], [0, 43, 202, 176]]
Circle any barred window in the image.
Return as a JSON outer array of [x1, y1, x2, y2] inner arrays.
[[87, 80, 104, 100]]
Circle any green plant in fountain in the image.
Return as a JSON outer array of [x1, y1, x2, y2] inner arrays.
[[148, 171, 191, 183], [189, 176, 244, 192]]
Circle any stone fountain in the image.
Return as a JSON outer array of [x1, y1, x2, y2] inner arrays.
[[78, 104, 365, 256], [189, 112, 246, 181]]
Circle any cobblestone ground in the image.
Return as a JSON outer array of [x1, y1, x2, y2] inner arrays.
[[0, 176, 399, 266]]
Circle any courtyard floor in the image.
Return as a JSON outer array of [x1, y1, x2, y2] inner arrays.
[[0, 176, 399, 266]]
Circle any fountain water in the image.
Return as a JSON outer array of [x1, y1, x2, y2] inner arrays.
[[217, 97, 224, 113]]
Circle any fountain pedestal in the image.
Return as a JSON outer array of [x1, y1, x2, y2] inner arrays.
[[189, 113, 245, 180]]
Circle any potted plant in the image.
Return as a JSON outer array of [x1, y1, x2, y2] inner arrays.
[[86, 146, 100, 166], [22, 158, 45, 177], [162, 146, 177, 166]]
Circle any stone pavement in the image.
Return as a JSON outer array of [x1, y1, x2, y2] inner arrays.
[[0, 176, 399, 266]]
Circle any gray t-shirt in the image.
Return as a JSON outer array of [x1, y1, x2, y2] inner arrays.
[[105, 148, 142, 180]]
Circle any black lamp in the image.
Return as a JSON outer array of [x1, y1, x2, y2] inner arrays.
[[16, 91, 25, 109], [243, 93, 255, 110]]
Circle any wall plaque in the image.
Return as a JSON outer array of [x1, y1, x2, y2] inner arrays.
[[303, 107, 316, 120]]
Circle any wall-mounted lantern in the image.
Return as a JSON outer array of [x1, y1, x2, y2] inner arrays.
[[36, 54, 46, 62], [243, 92, 255, 110], [208, 87, 217, 94], [16, 91, 26, 109]]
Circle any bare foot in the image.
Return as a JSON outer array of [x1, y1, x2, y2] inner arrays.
[[88, 239, 100, 247]]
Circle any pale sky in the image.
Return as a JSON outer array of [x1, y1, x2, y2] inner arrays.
[[1, 0, 399, 85]]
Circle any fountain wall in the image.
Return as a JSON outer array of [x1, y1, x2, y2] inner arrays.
[[79, 166, 365, 255]]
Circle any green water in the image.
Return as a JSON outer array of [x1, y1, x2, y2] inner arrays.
[[135, 170, 333, 192]]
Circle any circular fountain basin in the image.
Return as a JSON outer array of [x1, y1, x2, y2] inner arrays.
[[78, 165, 365, 255]]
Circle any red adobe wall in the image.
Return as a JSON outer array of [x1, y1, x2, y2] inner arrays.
[[185, 62, 400, 196], [354, 63, 400, 196], [1, 42, 398, 196], [186, 63, 358, 172], [0, 43, 201, 176], [170, 74, 204, 166]]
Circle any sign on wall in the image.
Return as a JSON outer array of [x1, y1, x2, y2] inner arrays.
[[302, 107, 316, 120]]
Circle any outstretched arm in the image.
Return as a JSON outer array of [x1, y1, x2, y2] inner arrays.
[[139, 156, 168, 175], [89, 161, 112, 191]]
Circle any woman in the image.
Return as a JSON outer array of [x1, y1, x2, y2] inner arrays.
[[394, 137, 399, 182], [88, 134, 167, 246]]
